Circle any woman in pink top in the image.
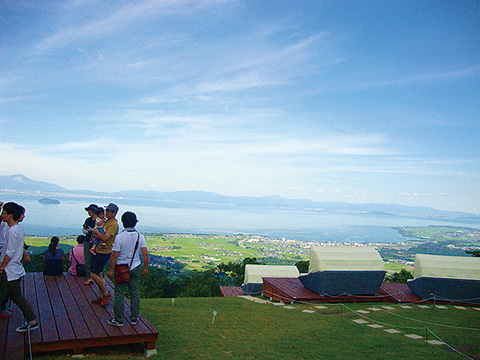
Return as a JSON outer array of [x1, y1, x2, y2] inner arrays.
[[68, 235, 85, 276]]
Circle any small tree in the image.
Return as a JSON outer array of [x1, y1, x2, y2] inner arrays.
[[23, 253, 44, 272], [140, 267, 180, 298], [178, 269, 231, 297], [384, 269, 413, 283], [466, 250, 480, 257], [295, 260, 309, 273], [217, 257, 262, 286]]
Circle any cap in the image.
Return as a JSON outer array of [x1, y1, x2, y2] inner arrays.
[[105, 203, 119, 213], [85, 204, 98, 212]]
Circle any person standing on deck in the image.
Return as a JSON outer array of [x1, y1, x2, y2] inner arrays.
[[90, 203, 119, 306], [1, 202, 31, 318], [0, 201, 10, 317], [106, 211, 149, 327], [82, 204, 98, 285], [0, 201, 5, 255], [0, 202, 38, 332]]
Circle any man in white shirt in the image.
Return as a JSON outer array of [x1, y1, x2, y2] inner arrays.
[[0, 202, 38, 332], [0, 201, 8, 258], [0, 202, 10, 318], [106, 211, 149, 327]]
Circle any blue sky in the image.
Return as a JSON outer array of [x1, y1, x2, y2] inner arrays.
[[1, 0, 479, 213]]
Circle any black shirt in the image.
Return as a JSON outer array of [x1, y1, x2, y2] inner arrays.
[[83, 216, 96, 243]]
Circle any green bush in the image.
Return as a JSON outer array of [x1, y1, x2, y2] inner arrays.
[[384, 269, 413, 283]]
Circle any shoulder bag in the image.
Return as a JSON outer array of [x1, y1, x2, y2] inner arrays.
[[71, 248, 86, 277], [115, 233, 140, 284]]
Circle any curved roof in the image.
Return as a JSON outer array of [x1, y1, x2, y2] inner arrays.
[[243, 265, 299, 285], [309, 246, 385, 272], [413, 254, 480, 280]]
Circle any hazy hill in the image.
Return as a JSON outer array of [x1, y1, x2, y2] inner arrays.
[[1, 174, 478, 223], [0, 174, 66, 193]]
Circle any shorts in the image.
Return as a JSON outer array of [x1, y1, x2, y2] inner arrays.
[[90, 253, 111, 275]]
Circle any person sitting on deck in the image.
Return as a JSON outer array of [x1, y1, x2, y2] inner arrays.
[[68, 235, 86, 276], [43, 236, 65, 276]]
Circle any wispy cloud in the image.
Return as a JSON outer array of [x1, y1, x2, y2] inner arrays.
[[334, 65, 480, 93], [195, 32, 331, 93], [35, 0, 235, 53], [1, 1, 479, 212]]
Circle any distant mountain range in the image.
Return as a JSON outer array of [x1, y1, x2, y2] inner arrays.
[[1, 174, 479, 223]]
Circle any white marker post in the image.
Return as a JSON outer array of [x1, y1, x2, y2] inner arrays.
[[212, 311, 217, 324]]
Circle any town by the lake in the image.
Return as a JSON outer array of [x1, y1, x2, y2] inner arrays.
[[25, 226, 480, 273]]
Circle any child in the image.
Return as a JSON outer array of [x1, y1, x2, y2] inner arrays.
[[89, 207, 106, 255]]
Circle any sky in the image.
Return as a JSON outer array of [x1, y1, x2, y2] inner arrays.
[[0, 0, 479, 214]]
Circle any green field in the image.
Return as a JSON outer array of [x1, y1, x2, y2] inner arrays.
[[35, 297, 480, 360], [145, 234, 309, 270], [26, 234, 312, 270], [24, 235, 78, 257], [30, 224, 479, 272], [384, 262, 413, 274], [396, 226, 480, 246], [26, 234, 416, 273]]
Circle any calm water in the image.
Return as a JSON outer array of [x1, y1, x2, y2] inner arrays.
[[6, 196, 480, 243]]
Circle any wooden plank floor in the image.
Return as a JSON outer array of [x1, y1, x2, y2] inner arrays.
[[0, 272, 158, 359], [262, 277, 385, 303], [0, 299, 25, 360], [219, 286, 244, 297], [379, 282, 422, 303]]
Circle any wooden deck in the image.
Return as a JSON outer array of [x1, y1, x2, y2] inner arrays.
[[0, 272, 158, 359], [0, 297, 24, 360], [222, 280, 480, 308], [379, 282, 422, 303], [219, 286, 244, 297], [262, 277, 385, 303]]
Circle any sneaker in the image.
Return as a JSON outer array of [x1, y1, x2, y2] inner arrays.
[[107, 318, 124, 327], [130, 318, 138, 325], [91, 297, 102, 304], [89, 248, 96, 255], [16, 321, 39, 332], [0, 309, 13, 318], [100, 293, 111, 306]]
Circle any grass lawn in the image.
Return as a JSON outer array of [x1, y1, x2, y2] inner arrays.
[[35, 297, 480, 360], [384, 261, 413, 274]]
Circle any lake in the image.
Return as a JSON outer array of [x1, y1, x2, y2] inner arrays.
[[5, 196, 480, 243]]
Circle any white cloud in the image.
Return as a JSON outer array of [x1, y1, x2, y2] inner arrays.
[[35, 0, 234, 53], [1, 1, 479, 212], [333, 65, 480, 93]]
